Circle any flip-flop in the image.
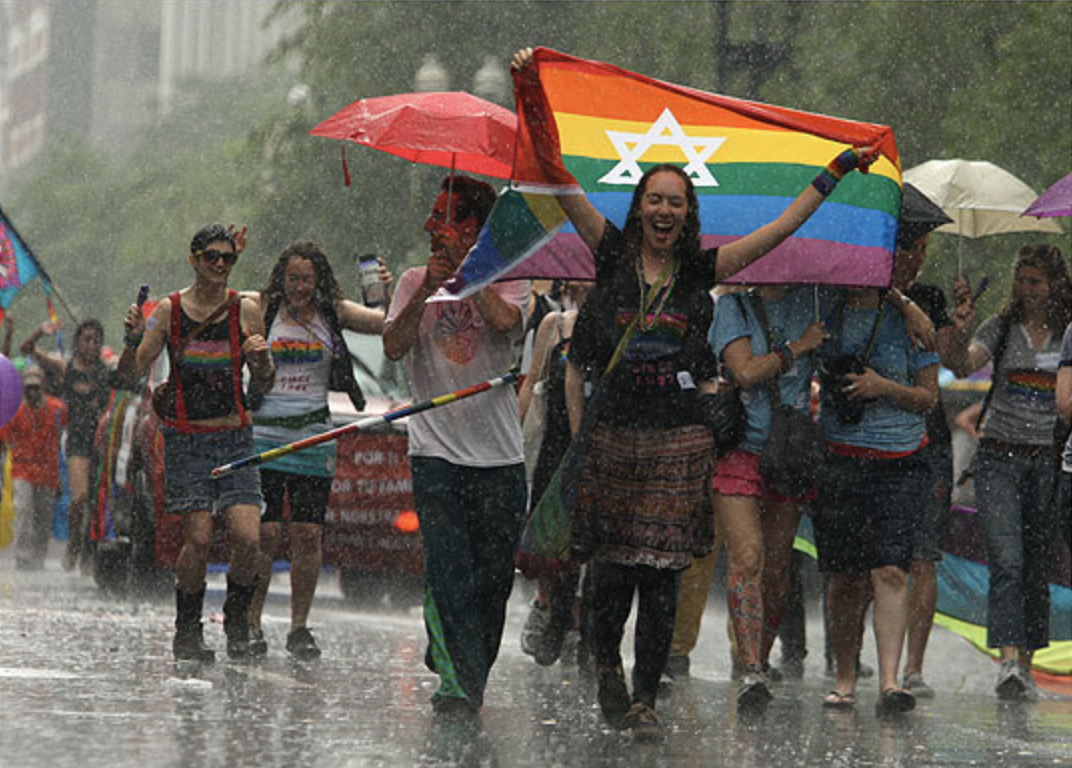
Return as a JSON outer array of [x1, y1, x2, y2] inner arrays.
[[822, 690, 856, 709], [875, 688, 916, 716]]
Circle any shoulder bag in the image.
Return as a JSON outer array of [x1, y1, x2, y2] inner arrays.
[[748, 291, 824, 498]]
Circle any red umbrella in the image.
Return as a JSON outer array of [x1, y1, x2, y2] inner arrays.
[[309, 91, 517, 181], [1023, 172, 1072, 219]]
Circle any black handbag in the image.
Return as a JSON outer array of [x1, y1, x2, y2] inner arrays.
[[698, 386, 747, 457], [747, 291, 824, 497]]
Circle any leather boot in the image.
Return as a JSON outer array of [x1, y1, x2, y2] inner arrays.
[[174, 586, 215, 663], [223, 576, 259, 659]]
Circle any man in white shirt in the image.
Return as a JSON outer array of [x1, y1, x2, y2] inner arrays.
[[384, 176, 529, 717]]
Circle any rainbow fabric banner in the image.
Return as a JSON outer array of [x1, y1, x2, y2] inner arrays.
[[0, 206, 45, 324], [440, 48, 903, 299]]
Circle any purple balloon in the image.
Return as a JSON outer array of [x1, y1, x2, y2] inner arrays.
[[0, 354, 23, 428]]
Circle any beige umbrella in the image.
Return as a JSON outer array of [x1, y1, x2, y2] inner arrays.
[[903, 158, 1062, 272]]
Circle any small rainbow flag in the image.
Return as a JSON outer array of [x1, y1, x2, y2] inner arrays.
[[440, 48, 902, 300], [0, 206, 45, 325]]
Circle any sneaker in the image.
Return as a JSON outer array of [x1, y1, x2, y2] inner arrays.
[[431, 694, 479, 719], [777, 657, 805, 680], [534, 622, 569, 667], [596, 664, 631, 727], [903, 674, 934, 699], [657, 671, 675, 696], [249, 628, 268, 658], [666, 655, 691, 679], [995, 660, 1036, 701], [286, 627, 322, 660], [620, 701, 664, 741], [737, 666, 772, 713], [762, 662, 784, 684], [520, 601, 550, 658], [62, 546, 78, 573]]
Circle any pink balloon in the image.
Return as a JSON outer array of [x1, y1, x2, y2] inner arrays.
[[0, 354, 23, 428]]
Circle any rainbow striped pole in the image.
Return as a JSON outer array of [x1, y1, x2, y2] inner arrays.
[[210, 368, 521, 477]]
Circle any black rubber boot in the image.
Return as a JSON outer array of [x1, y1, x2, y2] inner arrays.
[[223, 576, 259, 659], [174, 586, 215, 663]]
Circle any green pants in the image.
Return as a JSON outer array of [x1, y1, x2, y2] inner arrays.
[[410, 457, 526, 707]]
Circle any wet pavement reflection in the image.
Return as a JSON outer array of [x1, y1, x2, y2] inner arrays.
[[1, 556, 1069, 768]]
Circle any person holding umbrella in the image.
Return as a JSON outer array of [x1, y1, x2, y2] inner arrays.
[[383, 175, 530, 717], [942, 243, 1072, 701]]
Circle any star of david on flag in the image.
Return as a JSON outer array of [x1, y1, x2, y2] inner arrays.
[[436, 48, 903, 301]]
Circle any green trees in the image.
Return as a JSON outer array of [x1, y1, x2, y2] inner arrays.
[[4, 1, 1067, 336]]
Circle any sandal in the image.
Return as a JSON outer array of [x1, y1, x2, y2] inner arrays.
[[875, 688, 915, 716], [822, 690, 856, 709]]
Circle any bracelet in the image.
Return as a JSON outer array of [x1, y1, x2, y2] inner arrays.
[[123, 332, 143, 350], [778, 342, 795, 373]]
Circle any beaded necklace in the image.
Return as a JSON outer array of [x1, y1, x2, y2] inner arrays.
[[635, 255, 678, 332]]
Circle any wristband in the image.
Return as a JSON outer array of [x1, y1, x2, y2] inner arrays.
[[811, 169, 839, 197], [827, 148, 860, 179], [778, 342, 795, 373], [123, 332, 143, 350]]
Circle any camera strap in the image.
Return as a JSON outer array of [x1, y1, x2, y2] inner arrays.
[[831, 292, 886, 366]]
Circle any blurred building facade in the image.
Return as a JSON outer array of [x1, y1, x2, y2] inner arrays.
[[0, 0, 283, 190]]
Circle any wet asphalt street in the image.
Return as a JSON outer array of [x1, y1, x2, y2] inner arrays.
[[1, 551, 1070, 768]]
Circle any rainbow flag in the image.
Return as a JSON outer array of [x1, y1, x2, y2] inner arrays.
[[440, 48, 902, 300], [0, 206, 46, 324]]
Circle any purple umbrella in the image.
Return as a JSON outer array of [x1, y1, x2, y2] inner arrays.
[[1023, 172, 1072, 218]]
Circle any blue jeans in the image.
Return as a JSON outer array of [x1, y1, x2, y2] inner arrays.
[[972, 445, 1058, 650]]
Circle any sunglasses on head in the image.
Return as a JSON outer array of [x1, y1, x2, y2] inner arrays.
[[197, 249, 237, 266]]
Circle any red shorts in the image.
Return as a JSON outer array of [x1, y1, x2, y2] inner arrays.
[[710, 449, 817, 504]]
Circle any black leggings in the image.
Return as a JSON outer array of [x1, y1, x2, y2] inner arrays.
[[589, 559, 680, 707]]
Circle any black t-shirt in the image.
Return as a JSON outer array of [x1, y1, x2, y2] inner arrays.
[[907, 282, 952, 447], [568, 223, 719, 429]]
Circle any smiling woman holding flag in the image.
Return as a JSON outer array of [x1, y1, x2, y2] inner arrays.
[[510, 47, 880, 740]]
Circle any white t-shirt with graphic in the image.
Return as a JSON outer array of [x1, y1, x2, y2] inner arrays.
[[387, 268, 530, 467]]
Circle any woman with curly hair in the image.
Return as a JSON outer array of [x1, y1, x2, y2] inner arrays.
[[244, 240, 389, 660]]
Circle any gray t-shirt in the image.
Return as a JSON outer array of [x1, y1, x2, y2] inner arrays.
[[1060, 323, 1072, 471], [974, 315, 1062, 446]]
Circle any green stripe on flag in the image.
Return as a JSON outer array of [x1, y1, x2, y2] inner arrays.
[[561, 156, 902, 215]]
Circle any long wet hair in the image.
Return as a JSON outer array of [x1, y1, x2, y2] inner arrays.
[[998, 243, 1072, 330], [262, 240, 344, 313], [620, 163, 702, 269]]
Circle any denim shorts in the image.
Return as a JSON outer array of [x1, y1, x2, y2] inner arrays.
[[162, 426, 262, 515]]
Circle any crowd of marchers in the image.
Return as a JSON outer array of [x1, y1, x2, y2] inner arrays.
[[2, 45, 1069, 744]]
